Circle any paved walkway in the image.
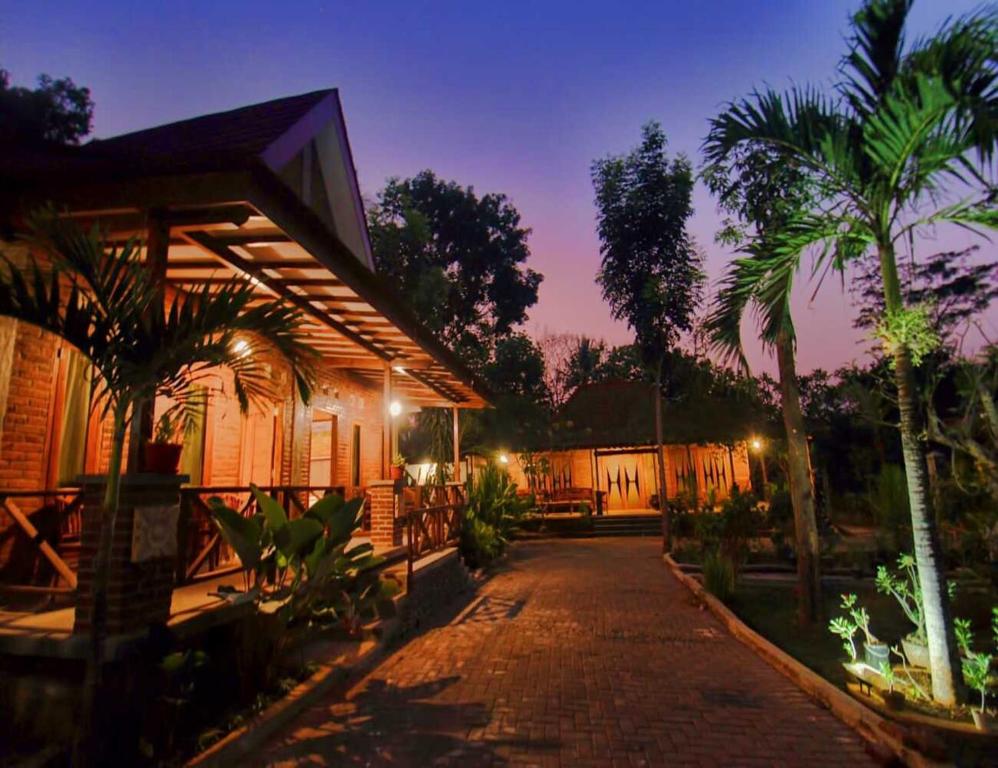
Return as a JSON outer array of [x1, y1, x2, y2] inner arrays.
[[256, 539, 877, 767]]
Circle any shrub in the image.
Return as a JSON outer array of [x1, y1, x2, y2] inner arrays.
[[460, 462, 527, 568], [702, 549, 736, 603]]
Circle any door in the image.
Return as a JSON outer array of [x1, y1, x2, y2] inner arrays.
[[308, 411, 337, 488], [595, 450, 658, 512]]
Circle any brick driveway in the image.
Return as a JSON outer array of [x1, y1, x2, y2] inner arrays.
[[256, 538, 877, 767]]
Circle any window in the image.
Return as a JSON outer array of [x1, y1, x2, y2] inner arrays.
[[308, 411, 337, 487], [54, 346, 92, 486], [350, 424, 361, 487]]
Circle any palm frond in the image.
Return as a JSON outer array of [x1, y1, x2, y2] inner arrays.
[[839, 0, 912, 116]]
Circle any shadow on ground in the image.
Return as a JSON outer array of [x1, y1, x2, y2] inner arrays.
[[260, 674, 558, 766]]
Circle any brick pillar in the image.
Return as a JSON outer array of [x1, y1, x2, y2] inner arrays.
[[73, 473, 186, 636], [367, 479, 401, 550]]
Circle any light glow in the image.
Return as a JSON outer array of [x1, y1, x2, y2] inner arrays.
[[750, 437, 763, 452], [389, 400, 402, 417], [232, 339, 250, 357], [498, 453, 509, 465]]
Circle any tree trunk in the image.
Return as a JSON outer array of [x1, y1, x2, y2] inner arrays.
[[775, 328, 822, 626], [74, 401, 128, 766], [879, 243, 963, 706], [654, 361, 671, 552]]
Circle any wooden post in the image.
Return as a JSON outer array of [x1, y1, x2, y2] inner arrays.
[[382, 362, 392, 478], [451, 405, 460, 482], [127, 212, 170, 472]]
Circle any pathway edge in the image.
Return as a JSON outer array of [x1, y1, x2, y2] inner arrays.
[[662, 554, 946, 768]]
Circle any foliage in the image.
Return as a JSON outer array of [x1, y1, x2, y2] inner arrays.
[[705, 0, 997, 703], [391, 453, 406, 469], [702, 549, 736, 603], [852, 246, 998, 343], [460, 462, 528, 568], [591, 121, 703, 359], [210, 487, 387, 632], [0, 212, 316, 760], [875, 304, 940, 368], [0, 68, 93, 145], [956, 617, 995, 714], [926, 344, 998, 497], [875, 553, 956, 645], [870, 464, 910, 553], [694, 485, 763, 565], [367, 170, 542, 369], [829, 593, 877, 661]]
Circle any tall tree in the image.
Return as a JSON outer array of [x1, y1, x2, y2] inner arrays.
[[0, 69, 93, 145], [703, 0, 996, 703], [701, 142, 823, 625], [368, 170, 542, 370], [592, 122, 704, 551]]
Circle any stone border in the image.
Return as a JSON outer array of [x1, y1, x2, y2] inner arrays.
[[662, 554, 944, 768]]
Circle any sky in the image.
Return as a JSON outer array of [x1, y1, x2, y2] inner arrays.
[[2, 0, 994, 375]]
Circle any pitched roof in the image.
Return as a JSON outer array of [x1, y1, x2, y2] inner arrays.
[[552, 380, 766, 449], [80, 89, 335, 174]]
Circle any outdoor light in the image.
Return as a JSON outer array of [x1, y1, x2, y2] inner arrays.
[[750, 437, 763, 452], [498, 453, 509, 465], [389, 400, 402, 417], [232, 339, 250, 357], [392, 365, 406, 374]]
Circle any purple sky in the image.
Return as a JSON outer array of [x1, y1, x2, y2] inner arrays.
[[3, 0, 994, 374]]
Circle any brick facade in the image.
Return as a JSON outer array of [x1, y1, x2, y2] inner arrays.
[[367, 480, 401, 549]]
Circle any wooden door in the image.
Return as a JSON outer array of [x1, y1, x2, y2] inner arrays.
[[596, 451, 658, 512]]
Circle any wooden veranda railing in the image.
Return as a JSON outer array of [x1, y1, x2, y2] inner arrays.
[[402, 483, 465, 586], [177, 484, 367, 585], [0, 488, 82, 597]]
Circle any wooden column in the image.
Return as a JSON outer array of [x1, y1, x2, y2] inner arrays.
[[126, 212, 170, 472], [451, 405, 460, 482], [382, 362, 392, 478]]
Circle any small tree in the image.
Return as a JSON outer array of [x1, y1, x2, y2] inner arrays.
[[591, 122, 704, 551], [0, 213, 315, 763]]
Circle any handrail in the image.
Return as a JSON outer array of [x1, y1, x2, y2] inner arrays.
[[0, 488, 83, 594], [402, 500, 463, 589]]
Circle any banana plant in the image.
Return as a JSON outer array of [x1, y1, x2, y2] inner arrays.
[[210, 485, 387, 629]]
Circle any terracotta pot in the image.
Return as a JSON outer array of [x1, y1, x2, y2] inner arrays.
[[144, 442, 183, 474], [389, 465, 404, 480], [901, 636, 930, 669]]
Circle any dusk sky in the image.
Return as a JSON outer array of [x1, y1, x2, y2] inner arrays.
[[3, 0, 994, 375]]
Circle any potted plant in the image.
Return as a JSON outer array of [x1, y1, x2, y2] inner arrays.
[[878, 661, 905, 710], [390, 453, 406, 481], [831, 594, 887, 670], [875, 554, 953, 669], [144, 411, 184, 474], [956, 618, 993, 731]]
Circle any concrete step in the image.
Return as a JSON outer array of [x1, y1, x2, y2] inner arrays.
[[592, 515, 662, 537]]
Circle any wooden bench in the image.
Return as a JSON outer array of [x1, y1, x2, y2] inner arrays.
[[539, 488, 594, 515]]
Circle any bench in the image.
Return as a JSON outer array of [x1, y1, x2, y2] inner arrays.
[[539, 488, 594, 515]]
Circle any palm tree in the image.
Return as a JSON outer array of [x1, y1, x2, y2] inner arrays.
[[0, 212, 316, 761], [701, 145, 822, 626], [703, 0, 996, 704]]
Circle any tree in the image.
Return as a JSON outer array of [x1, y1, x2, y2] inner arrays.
[[592, 122, 704, 551], [367, 171, 542, 370], [852, 245, 998, 342], [701, 141, 823, 625], [0, 69, 93, 145], [0, 214, 315, 762], [703, 0, 996, 704]]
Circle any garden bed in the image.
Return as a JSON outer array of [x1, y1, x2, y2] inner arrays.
[[728, 576, 998, 766]]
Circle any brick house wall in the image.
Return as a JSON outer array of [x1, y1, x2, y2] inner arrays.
[[0, 320, 390, 494]]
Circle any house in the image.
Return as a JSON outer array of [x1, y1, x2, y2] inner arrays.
[[0, 91, 488, 638], [505, 381, 757, 512]]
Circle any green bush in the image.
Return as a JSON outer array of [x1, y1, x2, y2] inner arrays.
[[702, 549, 736, 603], [460, 462, 528, 568]]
